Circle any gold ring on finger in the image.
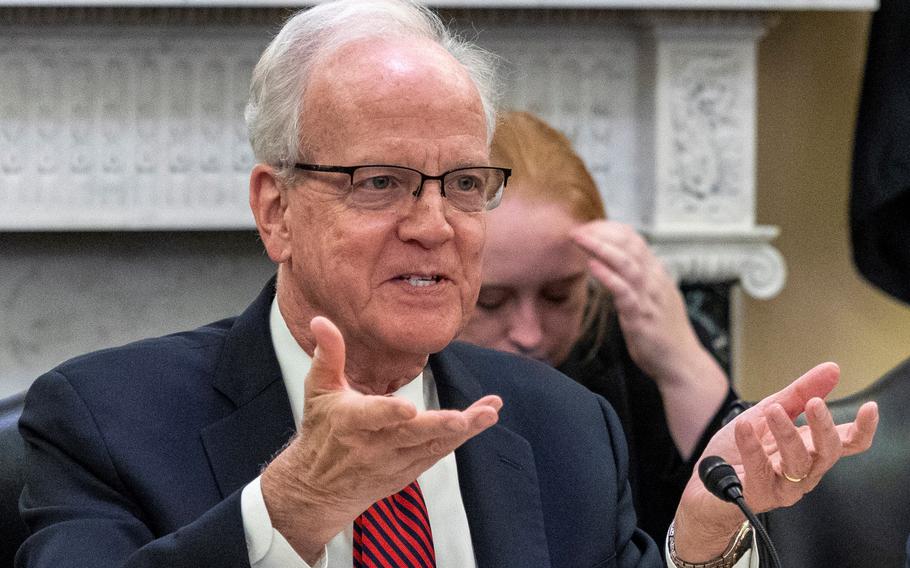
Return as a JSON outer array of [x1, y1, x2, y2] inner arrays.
[[783, 471, 808, 483]]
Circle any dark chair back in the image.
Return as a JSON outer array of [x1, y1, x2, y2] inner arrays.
[[0, 392, 27, 567], [765, 357, 910, 568]]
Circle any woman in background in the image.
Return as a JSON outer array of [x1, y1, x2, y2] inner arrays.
[[459, 111, 737, 544]]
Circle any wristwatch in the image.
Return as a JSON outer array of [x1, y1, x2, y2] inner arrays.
[[667, 520, 753, 568]]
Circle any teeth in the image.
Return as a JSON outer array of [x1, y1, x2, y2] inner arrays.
[[400, 275, 440, 287]]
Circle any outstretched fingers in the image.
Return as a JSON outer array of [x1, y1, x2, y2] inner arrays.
[[753, 362, 840, 420], [732, 394, 880, 514], [465, 394, 504, 423], [839, 401, 879, 455], [735, 419, 775, 491], [804, 398, 841, 473], [766, 403, 814, 481], [329, 394, 418, 438], [735, 416, 807, 511], [378, 395, 503, 451]]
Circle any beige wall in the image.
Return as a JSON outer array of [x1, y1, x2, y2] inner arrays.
[[739, 10, 910, 400]]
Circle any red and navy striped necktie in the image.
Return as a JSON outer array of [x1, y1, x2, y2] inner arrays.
[[353, 480, 436, 567]]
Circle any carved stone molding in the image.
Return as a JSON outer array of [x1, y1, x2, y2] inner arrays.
[[0, 6, 288, 24], [0, 27, 267, 229], [477, 23, 641, 223], [0, 19, 651, 229], [0, 7, 790, 298], [643, 15, 768, 231], [0, 13, 769, 230], [648, 227, 787, 299]]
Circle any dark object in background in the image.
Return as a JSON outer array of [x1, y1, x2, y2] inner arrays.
[[850, 0, 910, 305], [0, 392, 27, 567], [764, 356, 910, 568], [681, 281, 733, 376]]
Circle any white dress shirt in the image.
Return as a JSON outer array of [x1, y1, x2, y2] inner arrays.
[[240, 299, 476, 568]]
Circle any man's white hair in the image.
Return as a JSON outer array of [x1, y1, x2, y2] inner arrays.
[[245, 0, 499, 175]]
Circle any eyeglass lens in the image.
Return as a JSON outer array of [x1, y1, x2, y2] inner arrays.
[[348, 166, 504, 212]]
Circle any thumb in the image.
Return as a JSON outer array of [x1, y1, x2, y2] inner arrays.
[[307, 316, 348, 394]]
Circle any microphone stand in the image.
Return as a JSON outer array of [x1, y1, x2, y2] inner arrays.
[[698, 456, 782, 568]]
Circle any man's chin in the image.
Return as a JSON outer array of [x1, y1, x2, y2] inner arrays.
[[349, 303, 467, 357], [379, 322, 460, 356], [402, 330, 458, 355]]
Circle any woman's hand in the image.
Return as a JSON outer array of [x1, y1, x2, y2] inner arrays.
[[571, 220, 729, 458]]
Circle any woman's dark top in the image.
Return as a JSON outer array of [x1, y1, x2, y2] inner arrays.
[[557, 312, 738, 549]]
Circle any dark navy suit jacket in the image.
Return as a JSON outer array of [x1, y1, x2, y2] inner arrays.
[[17, 281, 660, 567]]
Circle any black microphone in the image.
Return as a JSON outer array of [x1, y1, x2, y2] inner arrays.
[[697, 455, 782, 568], [699, 455, 744, 502]]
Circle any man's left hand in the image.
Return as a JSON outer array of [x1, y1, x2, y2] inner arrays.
[[672, 362, 879, 562]]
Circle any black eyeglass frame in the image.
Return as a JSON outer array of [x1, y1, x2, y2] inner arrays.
[[292, 162, 512, 211]]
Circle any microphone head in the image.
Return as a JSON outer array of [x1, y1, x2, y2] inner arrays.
[[698, 455, 744, 503]]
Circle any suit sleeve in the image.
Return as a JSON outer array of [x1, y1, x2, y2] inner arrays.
[[16, 370, 251, 568], [595, 395, 664, 567], [598, 392, 760, 568]]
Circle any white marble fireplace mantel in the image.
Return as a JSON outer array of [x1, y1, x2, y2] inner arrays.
[[0, 0, 877, 300]]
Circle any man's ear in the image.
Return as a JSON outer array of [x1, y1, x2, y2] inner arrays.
[[250, 164, 292, 263]]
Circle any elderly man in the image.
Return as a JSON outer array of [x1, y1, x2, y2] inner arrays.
[[17, 1, 877, 567]]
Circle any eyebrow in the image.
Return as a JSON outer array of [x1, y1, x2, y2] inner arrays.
[[541, 273, 587, 288]]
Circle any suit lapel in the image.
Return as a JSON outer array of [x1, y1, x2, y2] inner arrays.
[[431, 349, 552, 568], [201, 381, 295, 498], [200, 278, 297, 498]]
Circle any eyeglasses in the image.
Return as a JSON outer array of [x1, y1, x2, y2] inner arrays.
[[292, 163, 511, 212]]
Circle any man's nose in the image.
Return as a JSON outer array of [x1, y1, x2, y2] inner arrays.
[[396, 180, 455, 248], [507, 299, 544, 353]]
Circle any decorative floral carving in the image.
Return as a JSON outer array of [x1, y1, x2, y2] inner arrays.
[[0, 34, 262, 228], [661, 44, 753, 226], [480, 32, 631, 220]]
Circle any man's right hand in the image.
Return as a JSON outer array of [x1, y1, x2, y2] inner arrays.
[[260, 316, 502, 564]]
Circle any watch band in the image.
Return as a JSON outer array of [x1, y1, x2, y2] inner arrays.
[[668, 520, 753, 568]]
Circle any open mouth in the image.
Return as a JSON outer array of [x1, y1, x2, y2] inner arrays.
[[396, 274, 444, 287]]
